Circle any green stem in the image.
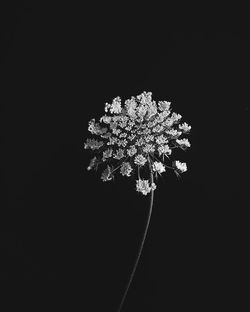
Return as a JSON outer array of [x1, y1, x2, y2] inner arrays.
[[117, 162, 155, 312]]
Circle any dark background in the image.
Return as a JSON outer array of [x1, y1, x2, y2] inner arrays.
[[1, 2, 249, 311]]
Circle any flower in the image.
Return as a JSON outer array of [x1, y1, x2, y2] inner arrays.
[[174, 161, 187, 173], [101, 165, 113, 181], [146, 101, 158, 120], [179, 122, 191, 133], [102, 148, 113, 161], [136, 179, 156, 195], [157, 144, 172, 157], [113, 148, 125, 160], [125, 97, 137, 118], [163, 117, 174, 128], [87, 156, 98, 171], [85, 92, 192, 312], [84, 138, 104, 150], [127, 145, 137, 157], [152, 161, 166, 174], [151, 182, 157, 191], [152, 124, 164, 133], [120, 162, 133, 177], [171, 112, 182, 123], [110, 97, 122, 114], [99, 115, 112, 124], [104, 96, 122, 114], [136, 91, 153, 105], [155, 134, 168, 145], [158, 100, 171, 112], [176, 138, 191, 148], [84, 91, 191, 194], [134, 154, 147, 166], [165, 129, 182, 139], [142, 143, 155, 154]]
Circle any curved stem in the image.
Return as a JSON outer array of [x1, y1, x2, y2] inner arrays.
[[117, 163, 155, 312]]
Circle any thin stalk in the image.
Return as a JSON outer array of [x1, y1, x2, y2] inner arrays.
[[117, 162, 154, 312]]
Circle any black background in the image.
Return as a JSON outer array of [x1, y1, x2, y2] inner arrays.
[[1, 3, 249, 311]]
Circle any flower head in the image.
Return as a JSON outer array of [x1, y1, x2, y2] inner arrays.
[[134, 154, 147, 166], [84, 91, 191, 195], [101, 165, 113, 181], [174, 160, 187, 173], [136, 179, 156, 195], [87, 156, 98, 171], [120, 162, 133, 177], [152, 161, 166, 174], [179, 122, 191, 133], [158, 100, 171, 112], [176, 138, 191, 149]]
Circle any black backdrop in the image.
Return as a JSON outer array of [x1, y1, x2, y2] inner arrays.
[[1, 3, 249, 311]]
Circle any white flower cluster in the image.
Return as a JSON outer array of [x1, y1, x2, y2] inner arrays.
[[152, 161, 166, 174], [179, 122, 191, 133], [174, 160, 187, 173], [136, 179, 157, 195], [134, 154, 147, 166], [104, 97, 122, 114], [101, 165, 113, 181], [84, 138, 104, 150], [120, 162, 133, 177], [176, 138, 191, 149], [84, 91, 191, 195], [87, 156, 97, 171]]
